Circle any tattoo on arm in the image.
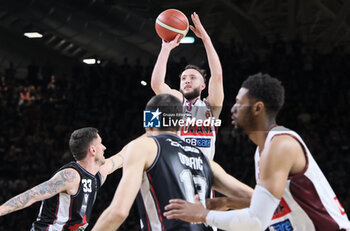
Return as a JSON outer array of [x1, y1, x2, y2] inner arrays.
[[111, 159, 116, 172], [1, 189, 40, 215], [0, 169, 76, 216], [110, 155, 123, 172]]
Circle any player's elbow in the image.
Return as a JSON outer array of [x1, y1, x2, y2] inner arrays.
[[109, 209, 129, 224], [150, 79, 162, 93], [111, 209, 129, 222]]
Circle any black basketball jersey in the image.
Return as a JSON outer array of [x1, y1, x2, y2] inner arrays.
[[136, 133, 214, 231], [31, 162, 102, 231]]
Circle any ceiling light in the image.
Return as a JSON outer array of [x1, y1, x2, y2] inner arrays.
[[83, 59, 97, 64], [180, 36, 195, 44], [24, 32, 43, 38]]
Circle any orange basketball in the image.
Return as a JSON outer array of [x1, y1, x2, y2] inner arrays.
[[155, 9, 189, 42]]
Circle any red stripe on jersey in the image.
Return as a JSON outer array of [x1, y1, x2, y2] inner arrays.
[[46, 195, 60, 231], [290, 175, 340, 231], [53, 194, 60, 223], [69, 198, 74, 222], [68, 215, 87, 230], [148, 178, 165, 231], [147, 173, 152, 182], [63, 198, 74, 228]]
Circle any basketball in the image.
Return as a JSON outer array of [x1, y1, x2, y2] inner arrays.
[[155, 9, 189, 42]]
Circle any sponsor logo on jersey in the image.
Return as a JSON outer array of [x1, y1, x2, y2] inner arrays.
[[143, 109, 161, 128], [270, 218, 293, 231], [272, 198, 291, 219], [180, 124, 214, 136], [184, 138, 211, 147], [166, 138, 200, 154]]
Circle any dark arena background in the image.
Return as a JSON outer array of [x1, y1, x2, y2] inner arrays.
[[0, 0, 349, 230]]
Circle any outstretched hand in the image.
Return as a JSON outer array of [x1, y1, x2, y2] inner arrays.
[[163, 195, 209, 223], [161, 34, 181, 50], [190, 12, 209, 40]]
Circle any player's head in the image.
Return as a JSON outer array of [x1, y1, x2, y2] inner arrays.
[[145, 94, 183, 132], [231, 73, 285, 132], [69, 127, 106, 164], [179, 65, 206, 100]]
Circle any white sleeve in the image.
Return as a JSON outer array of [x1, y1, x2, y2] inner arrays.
[[206, 185, 280, 231]]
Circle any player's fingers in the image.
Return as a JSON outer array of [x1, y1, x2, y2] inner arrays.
[[190, 26, 199, 36], [174, 34, 181, 43], [191, 16, 198, 27], [164, 210, 182, 219], [169, 198, 186, 204], [191, 13, 195, 21], [164, 202, 184, 211]]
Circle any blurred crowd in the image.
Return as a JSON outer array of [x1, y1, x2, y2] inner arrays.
[[0, 36, 349, 230]]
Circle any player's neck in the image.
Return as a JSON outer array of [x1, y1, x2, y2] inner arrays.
[[248, 119, 277, 151], [149, 130, 177, 136], [77, 159, 99, 175], [187, 96, 200, 104]]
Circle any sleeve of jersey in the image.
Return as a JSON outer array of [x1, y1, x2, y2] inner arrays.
[[205, 185, 280, 231]]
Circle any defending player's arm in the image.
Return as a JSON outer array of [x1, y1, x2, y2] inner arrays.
[[208, 160, 253, 210], [164, 135, 303, 231], [92, 137, 156, 231], [0, 168, 79, 216], [150, 35, 183, 101], [191, 12, 224, 118], [99, 147, 125, 185]]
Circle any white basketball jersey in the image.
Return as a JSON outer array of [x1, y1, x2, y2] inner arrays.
[[178, 98, 216, 160], [255, 126, 350, 231]]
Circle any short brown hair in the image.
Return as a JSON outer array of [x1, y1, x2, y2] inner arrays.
[[69, 127, 99, 160]]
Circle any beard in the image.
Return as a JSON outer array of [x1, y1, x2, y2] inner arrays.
[[232, 107, 254, 137], [180, 87, 201, 100], [231, 124, 245, 138]]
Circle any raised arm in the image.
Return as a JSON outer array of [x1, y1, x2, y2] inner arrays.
[[99, 148, 125, 185], [0, 168, 79, 216], [92, 137, 157, 231], [191, 12, 223, 118], [150, 35, 183, 101]]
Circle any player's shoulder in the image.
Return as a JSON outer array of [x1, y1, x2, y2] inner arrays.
[[127, 136, 158, 154], [131, 135, 155, 144], [56, 167, 81, 183], [270, 134, 301, 148], [265, 134, 303, 159]]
